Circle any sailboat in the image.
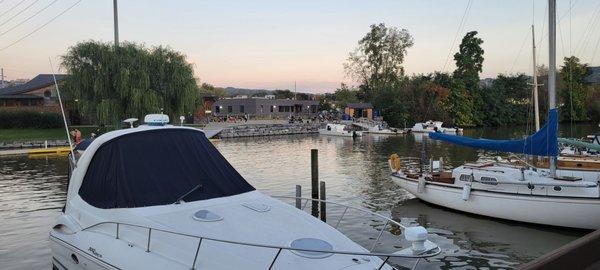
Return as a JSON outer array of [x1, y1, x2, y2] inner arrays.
[[388, 0, 600, 229]]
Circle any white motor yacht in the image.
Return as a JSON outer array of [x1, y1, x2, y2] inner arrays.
[[319, 123, 356, 137], [51, 114, 440, 270], [410, 121, 461, 134]]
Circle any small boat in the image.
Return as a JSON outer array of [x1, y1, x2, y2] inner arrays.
[[410, 121, 461, 134], [389, 2, 600, 229], [364, 124, 403, 135], [51, 114, 440, 270], [319, 123, 356, 137]]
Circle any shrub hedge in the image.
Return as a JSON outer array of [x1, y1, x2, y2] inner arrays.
[[0, 111, 63, 129]]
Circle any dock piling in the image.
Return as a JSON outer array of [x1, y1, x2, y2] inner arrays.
[[319, 181, 326, 222], [295, 185, 302, 209], [311, 149, 319, 218]]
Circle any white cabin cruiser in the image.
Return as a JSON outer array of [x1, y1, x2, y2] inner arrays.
[[319, 123, 356, 137], [410, 121, 461, 134], [51, 115, 439, 270], [364, 125, 403, 135]]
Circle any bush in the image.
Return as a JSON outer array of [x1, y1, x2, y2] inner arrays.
[[0, 111, 63, 129]]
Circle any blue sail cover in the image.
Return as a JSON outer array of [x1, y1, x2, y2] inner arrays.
[[429, 109, 558, 156]]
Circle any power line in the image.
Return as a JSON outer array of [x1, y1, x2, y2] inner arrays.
[[0, 0, 42, 29], [0, 0, 59, 37], [509, 28, 531, 74], [0, 0, 28, 18], [0, 0, 82, 52], [441, 0, 473, 73]]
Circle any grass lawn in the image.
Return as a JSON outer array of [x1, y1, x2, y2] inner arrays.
[[0, 127, 97, 143]]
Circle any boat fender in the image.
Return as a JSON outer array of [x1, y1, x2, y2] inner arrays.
[[418, 177, 426, 193], [404, 226, 428, 253], [462, 183, 471, 201], [389, 154, 402, 172]]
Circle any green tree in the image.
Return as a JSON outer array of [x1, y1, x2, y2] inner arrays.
[[559, 56, 589, 122], [274, 89, 294, 99], [200, 83, 227, 98], [447, 78, 475, 127], [344, 23, 414, 100], [452, 31, 484, 125], [62, 41, 199, 125], [333, 83, 360, 108], [481, 74, 530, 126]]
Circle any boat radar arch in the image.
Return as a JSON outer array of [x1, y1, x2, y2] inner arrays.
[[144, 114, 170, 126]]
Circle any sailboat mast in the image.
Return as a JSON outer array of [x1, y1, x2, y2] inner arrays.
[[548, 0, 557, 176], [531, 25, 540, 131]]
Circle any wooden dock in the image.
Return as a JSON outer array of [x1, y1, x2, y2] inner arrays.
[[520, 229, 600, 269]]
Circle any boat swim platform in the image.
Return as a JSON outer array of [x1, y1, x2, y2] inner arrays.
[[521, 229, 600, 270]]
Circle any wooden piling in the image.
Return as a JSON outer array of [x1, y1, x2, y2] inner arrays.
[[295, 185, 302, 209], [319, 181, 326, 222], [311, 149, 319, 218]]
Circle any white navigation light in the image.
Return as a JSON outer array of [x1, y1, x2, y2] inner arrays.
[[144, 114, 170, 126]]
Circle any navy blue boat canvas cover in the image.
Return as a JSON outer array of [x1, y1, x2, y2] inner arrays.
[[429, 109, 559, 156], [79, 129, 255, 209]]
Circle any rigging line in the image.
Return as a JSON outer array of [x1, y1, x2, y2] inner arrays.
[[590, 29, 600, 64], [0, 0, 27, 18], [0, 0, 59, 38], [574, 1, 600, 56], [509, 28, 531, 74], [0, 0, 42, 29], [441, 0, 472, 73], [569, 0, 573, 137], [0, 0, 81, 52]]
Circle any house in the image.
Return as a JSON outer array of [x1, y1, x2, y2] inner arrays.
[[194, 95, 217, 122], [213, 97, 319, 118], [345, 103, 373, 119], [0, 74, 67, 112]]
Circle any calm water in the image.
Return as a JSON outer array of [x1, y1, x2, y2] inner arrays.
[[0, 124, 597, 269]]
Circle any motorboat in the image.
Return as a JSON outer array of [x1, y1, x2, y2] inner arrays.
[[389, 1, 600, 230], [51, 114, 440, 270], [319, 123, 356, 137], [410, 121, 461, 134], [363, 125, 404, 135]]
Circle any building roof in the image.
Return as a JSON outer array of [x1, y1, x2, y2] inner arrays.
[[346, 102, 373, 109], [586, 66, 600, 84], [0, 94, 43, 99], [0, 74, 67, 96]]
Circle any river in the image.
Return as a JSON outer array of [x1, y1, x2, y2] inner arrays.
[[0, 124, 597, 269]]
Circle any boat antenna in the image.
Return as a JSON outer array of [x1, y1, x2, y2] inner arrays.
[[49, 57, 77, 165]]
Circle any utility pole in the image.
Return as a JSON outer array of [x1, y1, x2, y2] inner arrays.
[[113, 0, 119, 47], [531, 25, 541, 131]]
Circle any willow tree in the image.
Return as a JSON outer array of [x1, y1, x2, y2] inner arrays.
[[62, 41, 199, 125]]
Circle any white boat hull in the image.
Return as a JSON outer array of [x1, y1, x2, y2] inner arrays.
[[391, 174, 600, 229], [318, 129, 354, 137]]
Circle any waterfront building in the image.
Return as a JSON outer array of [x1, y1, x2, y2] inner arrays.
[[345, 103, 373, 119], [0, 74, 67, 113], [213, 97, 319, 118]]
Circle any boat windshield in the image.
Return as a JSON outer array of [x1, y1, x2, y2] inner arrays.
[[79, 129, 255, 209]]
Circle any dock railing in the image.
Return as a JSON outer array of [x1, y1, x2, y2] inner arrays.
[[81, 196, 441, 270]]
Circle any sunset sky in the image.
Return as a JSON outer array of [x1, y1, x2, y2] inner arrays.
[[0, 0, 599, 92]]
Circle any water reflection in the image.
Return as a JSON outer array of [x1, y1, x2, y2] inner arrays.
[[0, 123, 596, 269]]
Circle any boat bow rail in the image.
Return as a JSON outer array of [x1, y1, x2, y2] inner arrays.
[[80, 196, 441, 270]]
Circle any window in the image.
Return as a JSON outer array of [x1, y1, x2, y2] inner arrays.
[[215, 106, 220, 113], [311, 106, 317, 113], [227, 106, 233, 113], [270, 106, 274, 112], [480, 176, 498, 185], [279, 106, 284, 112], [459, 174, 473, 182], [240, 105, 245, 113]]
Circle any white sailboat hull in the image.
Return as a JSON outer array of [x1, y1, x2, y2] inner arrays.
[[391, 174, 600, 229]]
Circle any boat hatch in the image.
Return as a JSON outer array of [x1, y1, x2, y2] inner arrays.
[[289, 238, 334, 259], [192, 210, 223, 222], [459, 174, 473, 182], [479, 176, 498, 185], [241, 202, 271, 212]]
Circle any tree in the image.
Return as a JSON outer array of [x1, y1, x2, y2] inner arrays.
[[62, 41, 199, 125], [452, 31, 484, 125], [481, 74, 530, 126], [333, 83, 360, 108], [344, 23, 414, 100], [447, 78, 475, 127], [559, 56, 589, 122], [274, 89, 294, 99], [199, 83, 227, 98]]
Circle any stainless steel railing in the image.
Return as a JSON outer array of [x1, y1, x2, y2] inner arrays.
[[81, 197, 441, 270]]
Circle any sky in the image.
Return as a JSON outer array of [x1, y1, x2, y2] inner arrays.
[[0, 0, 599, 93]]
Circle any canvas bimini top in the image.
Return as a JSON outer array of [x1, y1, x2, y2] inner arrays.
[[78, 128, 255, 209]]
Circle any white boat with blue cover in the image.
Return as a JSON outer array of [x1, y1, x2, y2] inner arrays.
[[51, 114, 440, 270], [389, 1, 600, 230]]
